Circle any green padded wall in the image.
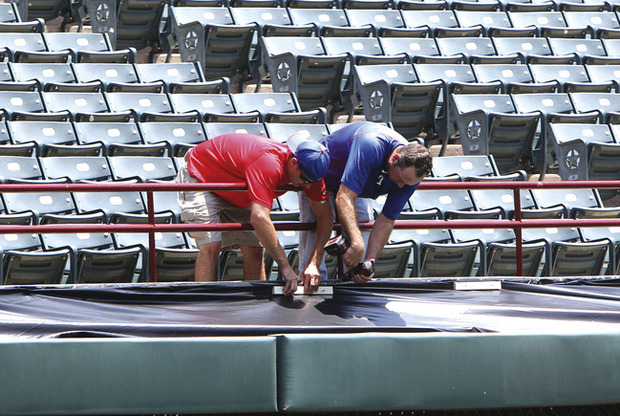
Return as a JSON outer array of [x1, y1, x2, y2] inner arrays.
[[0, 337, 277, 415], [277, 332, 620, 412]]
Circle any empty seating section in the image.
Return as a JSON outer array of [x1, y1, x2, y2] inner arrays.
[[0, 1, 619, 283]]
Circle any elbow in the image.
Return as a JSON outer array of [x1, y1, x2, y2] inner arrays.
[[250, 210, 269, 229]]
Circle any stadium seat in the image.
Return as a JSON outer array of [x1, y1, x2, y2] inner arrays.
[[0, 33, 47, 57], [81, 0, 167, 50], [472, 63, 559, 94], [401, 9, 459, 36], [549, 123, 620, 182], [0, 155, 44, 182], [41, 91, 130, 122], [547, 38, 609, 66], [531, 187, 609, 218], [168, 92, 235, 119], [230, 92, 326, 123], [6, 120, 89, 157], [72, 62, 140, 89], [431, 154, 526, 181], [74, 120, 165, 156], [511, 92, 601, 172], [105, 91, 173, 119], [453, 10, 512, 35], [409, 188, 502, 219], [9, 63, 76, 90], [0, 231, 70, 285], [0, 118, 36, 156], [43, 32, 115, 58], [0, 2, 20, 22], [108, 156, 177, 182], [415, 63, 502, 144], [265, 122, 330, 142], [492, 36, 558, 64], [585, 65, 620, 92], [449, 93, 542, 173], [570, 92, 620, 123], [451, 228, 546, 276], [167, 6, 256, 86], [1, 185, 76, 223], [345, 8, 406, 32], [40, 156, 113, 182], [373, 240, 414, 278], [287, 8, 355, 35], [260, 36, 348, 120], [138, 120, 207, 156], [321, 34, 408, 76], [40, 228, 143, 283], [203, 121, 267, 140], [391, 227, 478, 277], [351, 63, 442, 141], [506, 10, 571, 36], [562, 10, 620, 38], [111, 211, 197, 281], [378, 37, 441, 63], [73, 186, 147, 222], [521, 225, 609, 277], [135, 62, 206, 89]]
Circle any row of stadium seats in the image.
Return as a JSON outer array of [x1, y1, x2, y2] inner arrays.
[[0, 118, 344, 157], [449, 92, 620, 176], [169, 6, 620, 38], [0, 89, 324, 123]]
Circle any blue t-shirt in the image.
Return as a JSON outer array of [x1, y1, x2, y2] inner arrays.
[[320, 122, 419, 221]]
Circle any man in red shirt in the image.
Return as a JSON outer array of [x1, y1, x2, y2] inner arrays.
[[177, 133, 332, 296]]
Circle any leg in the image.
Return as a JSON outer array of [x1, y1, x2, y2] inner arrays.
[[220, 206, 264, 280], [240, 245, 266, 280], [298, 192, 330, 280], [195, 241, 221, 282]]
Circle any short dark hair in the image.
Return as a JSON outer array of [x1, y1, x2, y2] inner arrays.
[[394, 143, 433, 178]]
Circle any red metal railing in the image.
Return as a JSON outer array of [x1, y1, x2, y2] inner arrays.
[[2, 180, 620, 281]]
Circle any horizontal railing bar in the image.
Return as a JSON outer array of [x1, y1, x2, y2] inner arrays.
[[0, 218, 618, 234], [1, 180, 620, 193]]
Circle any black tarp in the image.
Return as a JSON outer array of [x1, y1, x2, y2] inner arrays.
[[2, 279, 620, 338]]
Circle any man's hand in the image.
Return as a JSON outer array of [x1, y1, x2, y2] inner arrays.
[[250, 201, 298, 296], [342, 242, 364, 271], [351, 259, 375, 283], [281, 267, 299, 296], [300, 262, 321, 294]]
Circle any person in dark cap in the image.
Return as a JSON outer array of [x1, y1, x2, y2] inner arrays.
[[298, 122, 433, 292], [177, 133, 332, 296]]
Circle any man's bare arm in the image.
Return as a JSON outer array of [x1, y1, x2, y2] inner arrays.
[[335, 183, 364, 269], [366, 213, 394, 263], [300, 198, 333, 293], [250, 201, 297, 295]]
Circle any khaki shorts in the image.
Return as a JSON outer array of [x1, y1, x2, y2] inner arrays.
[[176, 160, 261, 248]]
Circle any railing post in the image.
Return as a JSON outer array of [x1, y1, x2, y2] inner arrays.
[[147, 190, 157, 282], [513, 187, 523, 277]]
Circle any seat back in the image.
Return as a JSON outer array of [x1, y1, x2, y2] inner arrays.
[[40, 156, 112, 182], [374, 241, 414, 278], [108, 156, 177, 182]]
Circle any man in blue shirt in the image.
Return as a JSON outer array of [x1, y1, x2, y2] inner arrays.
[[298, 121, 433, 293]]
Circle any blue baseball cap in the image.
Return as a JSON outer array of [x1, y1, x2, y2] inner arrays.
[[287, 134, 330, 183]]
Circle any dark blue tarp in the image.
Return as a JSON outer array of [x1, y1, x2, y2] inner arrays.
[[2, 279, 620, 338]]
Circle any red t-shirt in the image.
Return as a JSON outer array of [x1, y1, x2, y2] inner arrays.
[[187, 133, 328, 208]]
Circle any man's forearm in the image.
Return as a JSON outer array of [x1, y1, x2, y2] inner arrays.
[[366, 213, 394, 261], [335, 188, 364, 249], [250, 202, 290, 270]]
